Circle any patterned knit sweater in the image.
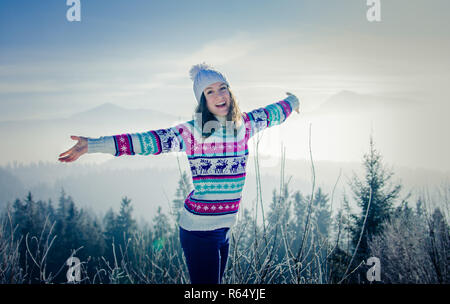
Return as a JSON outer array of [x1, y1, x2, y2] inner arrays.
[[87, 94, 299, 231]]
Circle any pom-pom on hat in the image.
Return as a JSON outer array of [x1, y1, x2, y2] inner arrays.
[[189, 62, 229, 103]]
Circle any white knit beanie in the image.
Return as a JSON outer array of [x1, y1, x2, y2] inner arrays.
[[189, 63, 230, 104]]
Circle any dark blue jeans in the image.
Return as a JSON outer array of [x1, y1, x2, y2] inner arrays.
[[179, 226, 230, 284]]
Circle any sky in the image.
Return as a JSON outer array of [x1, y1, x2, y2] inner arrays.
[[1, 0, 449, 171]]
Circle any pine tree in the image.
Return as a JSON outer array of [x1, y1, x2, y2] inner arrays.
[[103, 207, 116, 243], [415, 196, 426, 218], [290, 187, 331, 248], [267, 185, 291, 228], [339, 192, 353, 253], [348, 136, 402, 273], [116, 196, 137, 242], [153, 206, 170, 239], [112, 196, 137, 261], [312, 187, 331, 238], [102, 207, 117, 265], [151, 206, 171, 253], [172, 171, 192, 222], [51, 190, 83, 281], [427, 208, 450, 283], [292, 190, 307, 233]]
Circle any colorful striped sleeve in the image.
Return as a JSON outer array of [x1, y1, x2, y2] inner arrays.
[[243, 94, 299, 139], [87, 122, 188, 156]]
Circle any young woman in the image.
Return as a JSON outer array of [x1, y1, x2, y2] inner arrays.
[[58, 63, 300, 284]]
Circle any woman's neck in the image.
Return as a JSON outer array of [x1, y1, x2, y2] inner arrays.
[[214, 115, 227, 126]]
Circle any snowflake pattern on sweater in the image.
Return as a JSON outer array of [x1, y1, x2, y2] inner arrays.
[[87, 95, 299, 230]]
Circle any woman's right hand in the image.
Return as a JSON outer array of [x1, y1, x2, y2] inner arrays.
[[58, 136, 88, 163]]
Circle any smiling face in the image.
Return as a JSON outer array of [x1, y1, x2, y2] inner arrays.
[[203, 81, 231, 117]]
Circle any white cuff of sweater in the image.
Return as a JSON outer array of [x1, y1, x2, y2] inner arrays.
[[87, 136, 115, 154]]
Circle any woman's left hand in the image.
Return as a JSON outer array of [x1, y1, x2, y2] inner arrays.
[[286, 92, 300, 114]]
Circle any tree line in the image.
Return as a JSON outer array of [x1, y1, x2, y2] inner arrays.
[[0, 137, 448, 283]]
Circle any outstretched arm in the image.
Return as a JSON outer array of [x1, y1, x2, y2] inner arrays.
[[243, 92, 300, 139], [58, 136, 88, 163], [58, 122, 188, 163]]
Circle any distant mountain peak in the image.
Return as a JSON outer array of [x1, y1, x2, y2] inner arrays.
[[68, 102, 187, 122], [93, 102, 123, 110]]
